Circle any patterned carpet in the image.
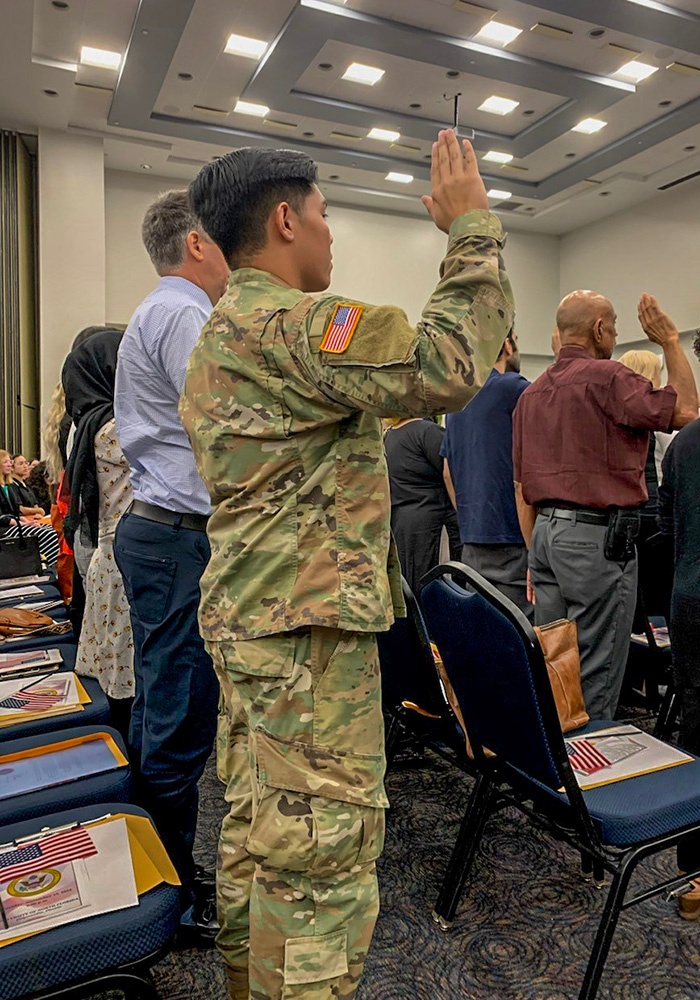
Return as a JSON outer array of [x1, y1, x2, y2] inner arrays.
[[143, 730, 700, 1000]]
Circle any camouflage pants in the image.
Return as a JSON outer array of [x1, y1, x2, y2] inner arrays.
[[207, 627, 388, 1000]]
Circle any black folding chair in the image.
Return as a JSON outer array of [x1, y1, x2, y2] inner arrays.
[[421, 561, 700, 1000], [376, 576, 468, 768]]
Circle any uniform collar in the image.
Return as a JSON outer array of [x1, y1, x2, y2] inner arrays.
[[229, 267, 295, 290]]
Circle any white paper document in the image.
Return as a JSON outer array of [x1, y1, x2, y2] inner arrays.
[[0, 576, 50, 589], [0, 739, 120, 801], [0, 673, 80, 718], [0, 587, 43, 601], [0, 649, 63, 677], [565, 726, 693, 790], [0, 818, 138, 940]]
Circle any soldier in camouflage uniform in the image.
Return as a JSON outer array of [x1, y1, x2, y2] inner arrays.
[[180, 130, 515, 999]]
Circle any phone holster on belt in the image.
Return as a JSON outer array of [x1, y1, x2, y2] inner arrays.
[[604, 509, 640, 563]]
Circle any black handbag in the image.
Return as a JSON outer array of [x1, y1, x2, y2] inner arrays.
[[0, 520, 42, 580]]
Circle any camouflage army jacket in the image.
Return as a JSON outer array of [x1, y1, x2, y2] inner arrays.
[[181, 210, 514, 642]]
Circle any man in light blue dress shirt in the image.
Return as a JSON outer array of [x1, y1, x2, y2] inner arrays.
[[114, 190, 229, 940]]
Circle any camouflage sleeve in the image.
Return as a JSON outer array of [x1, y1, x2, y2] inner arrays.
[[294, 210, 514, 417]]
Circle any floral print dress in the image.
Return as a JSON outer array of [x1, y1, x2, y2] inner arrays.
[[75, 419, 134, 699]]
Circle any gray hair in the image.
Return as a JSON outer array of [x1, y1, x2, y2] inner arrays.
[[141, 189, 204, 273]]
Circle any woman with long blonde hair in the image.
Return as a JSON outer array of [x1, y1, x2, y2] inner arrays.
[[42, 381, 73, 601]]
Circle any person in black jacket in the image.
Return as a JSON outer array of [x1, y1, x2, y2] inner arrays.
[[659, 401, 700, 920]]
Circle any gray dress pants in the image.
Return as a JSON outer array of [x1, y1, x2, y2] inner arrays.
[[529, 514, 637, 721], [461, 542, 533, 621]]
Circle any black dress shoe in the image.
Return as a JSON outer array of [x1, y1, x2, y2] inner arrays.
[[193, 862, 216, 891], [179, 868, 219, 947], [179, 898, 219, 947]]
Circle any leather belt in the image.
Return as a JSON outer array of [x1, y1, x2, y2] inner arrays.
[[538, 506, 611, 526], [128, 500, 210, 532]]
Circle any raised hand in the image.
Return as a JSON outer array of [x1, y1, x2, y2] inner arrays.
[[421, 129, 489, 234], [638, 293, 679, 347]]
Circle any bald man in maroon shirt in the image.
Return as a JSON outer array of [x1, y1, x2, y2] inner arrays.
[[513, 291, 697, 720]]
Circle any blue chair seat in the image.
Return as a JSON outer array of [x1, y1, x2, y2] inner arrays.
[[0, 803, 180, 1000], [0, 726, 131, 826], [517, 719, 700, 848], [0, 676, 109, 742]]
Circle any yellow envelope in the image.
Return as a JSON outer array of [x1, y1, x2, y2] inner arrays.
[[0, 813, 180, 948]]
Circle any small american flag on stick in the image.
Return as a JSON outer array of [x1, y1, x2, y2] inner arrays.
[[319, 304, 364, 354], [0, 827, 97, 883], [0, 686, 63, 712], [566, 738, 611, 776]]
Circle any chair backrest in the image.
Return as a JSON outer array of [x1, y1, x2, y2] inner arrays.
[[421, 562, 573, 795], [376, 576, 451, 719]]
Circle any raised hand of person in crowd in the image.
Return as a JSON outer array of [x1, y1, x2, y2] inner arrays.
[[638, 293, 679, 347], [421, 129, 488, 234]]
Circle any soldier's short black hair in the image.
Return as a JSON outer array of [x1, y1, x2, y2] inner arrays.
[[189, 148, 319, 265]]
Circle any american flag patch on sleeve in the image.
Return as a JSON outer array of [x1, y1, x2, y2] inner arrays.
[[319, 304, 364, 354]]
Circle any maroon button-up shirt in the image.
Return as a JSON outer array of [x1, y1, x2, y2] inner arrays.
[[512, 345, 677, 509]]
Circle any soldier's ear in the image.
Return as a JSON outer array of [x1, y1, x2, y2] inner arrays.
[[272, 202, 295, 244]]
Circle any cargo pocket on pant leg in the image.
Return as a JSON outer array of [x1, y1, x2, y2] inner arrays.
[[282, 929, 348, 998]]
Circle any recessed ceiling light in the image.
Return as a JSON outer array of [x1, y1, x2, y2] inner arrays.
[[487, 189, 512, 200], [478, 96, 519, 116], [571, 117, 607, 134], [178, 72, 193, 81], [51, 1, 69, 9], [475, 21, 522, 47], [225, 34, 267, 59], [140, 163, 152, 170], [342, 62, 384, 85], [625, 0, 668, 10], [409, 102, 422, 109], [386, 172, 414, 183], [483, 150, 514, 164], [615, 59, 658, 82], [80, 45, 122, 70], [42, 89, 58, 97], [367, 127, 400, 142], [234, 100, 270, 117]]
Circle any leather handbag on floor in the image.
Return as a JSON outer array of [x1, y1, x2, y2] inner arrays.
[[0, 532, 42, 580], [0, 607, 71, 638], [534, 618, 589, 733]]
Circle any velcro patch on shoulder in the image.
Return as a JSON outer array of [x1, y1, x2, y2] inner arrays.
[[319, 303, 364, 354]]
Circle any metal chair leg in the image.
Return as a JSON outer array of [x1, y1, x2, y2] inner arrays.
[[654, 682, 679, 741], [578, 852, 637, 1000], [432, 772, 495, 928], [384, 710, 405, 768]]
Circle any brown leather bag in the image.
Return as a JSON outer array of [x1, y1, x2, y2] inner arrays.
[[0, 607, 70, 638], [534, 618, 589, 733]]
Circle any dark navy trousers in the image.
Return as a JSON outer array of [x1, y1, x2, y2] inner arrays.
[[114, 511, 218, 897]]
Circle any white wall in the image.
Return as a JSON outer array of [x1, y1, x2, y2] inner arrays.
[[560, 175, 700, 342], [38, 129, 106, 413], [104, 168, 561, 371]]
